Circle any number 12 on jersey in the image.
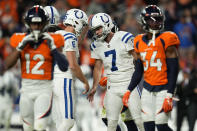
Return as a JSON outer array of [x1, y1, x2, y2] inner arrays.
[[25, 53, 45, 75]]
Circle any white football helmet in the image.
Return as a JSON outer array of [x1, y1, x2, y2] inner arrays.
[[63, 9, 88, 36], [89, 13, 114, 41], [44, 6, 60, 25]]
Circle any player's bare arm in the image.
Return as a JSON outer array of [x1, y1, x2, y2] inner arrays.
[[165, 45, 179, 58], [87, 59, 103, 102], [66, 51, 89, 94]]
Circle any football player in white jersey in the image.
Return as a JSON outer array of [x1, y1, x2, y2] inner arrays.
[[52, 9, 90, 131], [44, 5, 61, 131], [87, 13, 144, 131]]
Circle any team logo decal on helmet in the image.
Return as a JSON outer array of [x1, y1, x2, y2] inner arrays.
[[74, 10, 83, 19], [100, 14, 109, 23]]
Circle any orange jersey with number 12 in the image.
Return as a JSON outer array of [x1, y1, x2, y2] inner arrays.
[[134, 31, 180, 86], [10, 33, 64, 80]]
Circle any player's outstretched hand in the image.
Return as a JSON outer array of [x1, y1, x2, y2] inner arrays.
[[87, 87, 97, 102], [42, 32, 56, 50], [83, 81, 90, 95], [16, 33, 35, 51], [122, 90, 131, 107], [162, 94, 173, 113]]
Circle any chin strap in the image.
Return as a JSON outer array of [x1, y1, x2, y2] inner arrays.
[[148, 30, 156, 46]]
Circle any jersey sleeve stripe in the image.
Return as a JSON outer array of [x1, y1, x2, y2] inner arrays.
[[90, 45, 93, 51], [65, 36, 74, 40], [125, 34, 134, 43], [92, 43, 96, 48], [136, 85, 142, 98], [136, 41, 139, 50], [160, 38, 165, 49], [121, 32, 130, 42], [64, 36, 77, 41], [63, 33, 76, 37]]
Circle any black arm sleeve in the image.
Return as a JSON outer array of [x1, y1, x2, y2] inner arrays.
[[128, 59, 144, 92], [166, 58, 179, 94], [51, 49, 69, 72]]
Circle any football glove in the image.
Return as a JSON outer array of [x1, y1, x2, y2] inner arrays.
[[16, 33, 35, 51], [42, 32, 56, 50], [99, 77, 107, 87], [122, 90, 131, 107], [162, 93, 173, 113]]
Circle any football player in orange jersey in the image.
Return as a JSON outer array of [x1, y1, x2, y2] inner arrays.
[[122, 5, 180, 131], [4, 5, 68, 131]]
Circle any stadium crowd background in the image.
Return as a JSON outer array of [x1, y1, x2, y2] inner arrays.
[[0, 0, 197, 130]]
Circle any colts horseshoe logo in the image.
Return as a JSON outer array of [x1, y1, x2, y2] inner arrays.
[[74, 10, 83, 19], [100, 14, 109, 23]]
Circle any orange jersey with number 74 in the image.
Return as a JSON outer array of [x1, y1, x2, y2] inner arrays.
[[10, 33, 64, 80], [134, 31, 180, 86]]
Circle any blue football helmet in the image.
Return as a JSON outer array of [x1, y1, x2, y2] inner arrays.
[[140, 5, 164, 33]]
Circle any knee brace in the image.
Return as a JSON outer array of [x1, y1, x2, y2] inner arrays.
[[107, 119, 118, 131], [58, 119, 75, 131], [134, 117, 145, 131]]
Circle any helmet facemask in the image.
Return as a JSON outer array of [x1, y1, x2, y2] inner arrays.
[[24, 5, 49, 42]]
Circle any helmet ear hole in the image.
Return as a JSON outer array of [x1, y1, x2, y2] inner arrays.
[[75, 21, 79, 25]]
